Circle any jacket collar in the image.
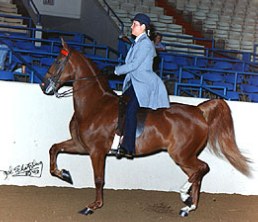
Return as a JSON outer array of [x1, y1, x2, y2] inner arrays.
[[135, 32, 147, 43]]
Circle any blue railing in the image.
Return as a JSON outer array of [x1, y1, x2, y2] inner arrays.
[[0, 23, 123, 84], [0, 28, 120, 58], [174, 65, 258, 99], [251, 44, 258, 63], [174, 82, 229, 99]]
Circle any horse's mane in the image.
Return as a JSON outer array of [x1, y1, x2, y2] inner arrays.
[[72, 50, 100, 75], [72, 49, 117, 95]]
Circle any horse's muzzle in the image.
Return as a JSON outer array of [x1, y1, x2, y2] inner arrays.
[[40, 77, 55, 95]]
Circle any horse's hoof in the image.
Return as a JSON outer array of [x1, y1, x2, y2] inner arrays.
[[61, 169, 73, 184], [78, 207, 94, 215], [179, 210, 189, 217]]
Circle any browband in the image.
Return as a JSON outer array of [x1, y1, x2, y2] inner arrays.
[[61, 49, 69, 56]]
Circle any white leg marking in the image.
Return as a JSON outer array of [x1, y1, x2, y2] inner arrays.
[[180, 204, 196, 217], [180, 181, 192, 202]]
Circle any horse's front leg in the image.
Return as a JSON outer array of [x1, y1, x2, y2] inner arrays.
[[79, 151, 106, 215], [49, 139, 85, 184]]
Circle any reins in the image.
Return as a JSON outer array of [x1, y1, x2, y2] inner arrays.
[[54, 74, 107, 98], [47, 48, 108, 98]]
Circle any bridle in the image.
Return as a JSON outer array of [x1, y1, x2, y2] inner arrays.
[[43, 49, 72, 97], [43, 48, 106, 98]]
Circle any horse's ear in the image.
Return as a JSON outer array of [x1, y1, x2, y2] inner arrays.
[[61, 37, 68, 50]]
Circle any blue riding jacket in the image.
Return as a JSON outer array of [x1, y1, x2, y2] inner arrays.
[[115, 33, 170, 110]]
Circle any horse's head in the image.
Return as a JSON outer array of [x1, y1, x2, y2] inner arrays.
[[40, 38, 74, 95]]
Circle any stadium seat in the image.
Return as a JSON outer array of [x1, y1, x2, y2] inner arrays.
[[0, 70, 14, 80]]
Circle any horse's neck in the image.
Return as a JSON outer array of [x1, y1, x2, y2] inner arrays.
[[72, 55, 112, 110], [73, 79, 107, 105], [74, 79, 102, 96]]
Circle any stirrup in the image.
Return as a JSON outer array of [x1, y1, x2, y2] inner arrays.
[[116, 146, 134, 159]]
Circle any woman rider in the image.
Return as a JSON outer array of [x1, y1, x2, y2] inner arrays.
[[114, 13, 170, 159]]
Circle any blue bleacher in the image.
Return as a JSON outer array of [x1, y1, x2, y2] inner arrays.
[[1, 1, 258, 103]]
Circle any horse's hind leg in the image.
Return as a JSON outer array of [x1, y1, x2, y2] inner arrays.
[[178, 158, 210, 217], [49, 139, 86, 184]]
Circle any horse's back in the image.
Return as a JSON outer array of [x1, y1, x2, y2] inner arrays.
[[142, 102, 207, 128], [148, 102, 205, 120], [136, 102, 209, 155]]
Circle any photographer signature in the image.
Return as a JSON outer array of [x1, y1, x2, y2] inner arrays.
[[0, 160, 43, 179]]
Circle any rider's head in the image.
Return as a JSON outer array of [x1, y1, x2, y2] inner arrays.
[[131, 13, 151, 37]]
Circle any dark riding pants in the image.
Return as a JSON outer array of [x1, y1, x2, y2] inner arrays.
[[122, 85, 140, 154]]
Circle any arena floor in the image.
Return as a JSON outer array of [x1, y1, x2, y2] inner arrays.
[[0, 185, 257, 222]]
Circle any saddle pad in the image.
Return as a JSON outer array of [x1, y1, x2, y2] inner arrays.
[[136, 109, 147, 137]]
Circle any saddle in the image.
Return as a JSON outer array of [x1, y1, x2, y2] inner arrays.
[[116, 96, 148, 138]]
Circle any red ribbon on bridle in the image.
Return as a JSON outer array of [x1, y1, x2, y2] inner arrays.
[[61, 49, 69, 57]]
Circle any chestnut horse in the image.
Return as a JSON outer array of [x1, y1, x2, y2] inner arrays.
[[40, 39, 251, 217]]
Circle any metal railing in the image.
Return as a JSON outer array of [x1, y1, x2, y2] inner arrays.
[[27, 0, 41, 25], [103, 0, 124, 35]]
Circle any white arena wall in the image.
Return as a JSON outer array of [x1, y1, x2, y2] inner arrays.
[[0, 81, 258, 195]]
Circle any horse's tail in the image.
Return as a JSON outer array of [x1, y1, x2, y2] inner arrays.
[[198, 99, 251, 177]]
